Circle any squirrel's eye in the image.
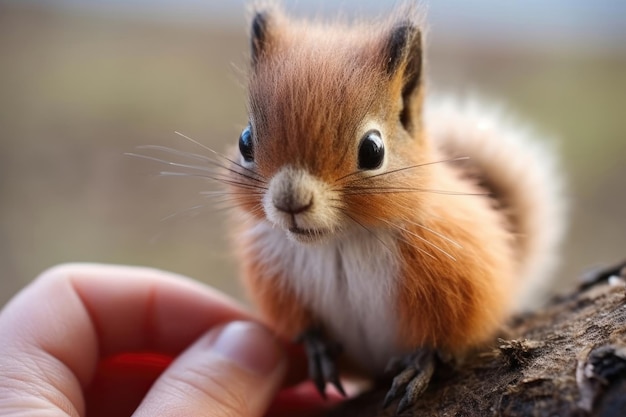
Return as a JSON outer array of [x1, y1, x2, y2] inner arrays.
[[239, 124, 254, 162], [357, 130, 384, 170]]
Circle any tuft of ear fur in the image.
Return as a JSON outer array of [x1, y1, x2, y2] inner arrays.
[[383, 8, 424, 134], [249, 2, 280, 67], [251, 12, 269, 66], [385, 23, 420, 77]]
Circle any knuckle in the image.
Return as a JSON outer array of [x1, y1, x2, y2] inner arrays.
[[34, 263, 79, 286]]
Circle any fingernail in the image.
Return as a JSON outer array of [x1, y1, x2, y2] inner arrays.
[[209, 321, 284, 376]]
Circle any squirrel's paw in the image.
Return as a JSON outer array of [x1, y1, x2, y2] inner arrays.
[[383, 349, 436, 415], [296, 327, 346, 399]]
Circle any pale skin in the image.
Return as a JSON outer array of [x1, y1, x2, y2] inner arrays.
[[0, 263, 341, 417]]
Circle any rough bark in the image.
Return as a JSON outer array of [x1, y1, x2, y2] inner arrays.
[[324, 262, 626, 417]]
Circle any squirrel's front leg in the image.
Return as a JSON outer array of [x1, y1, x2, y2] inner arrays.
[[241, 263, 345, 398], [383, 348, 437, 414], [297, 326, 346, 398]]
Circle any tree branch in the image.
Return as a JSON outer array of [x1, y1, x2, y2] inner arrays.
[[325, 261, 626, 417]]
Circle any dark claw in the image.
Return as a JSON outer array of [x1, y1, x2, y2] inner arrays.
[[329, 374, 347, 397], [382, 367, 416, 408], [383, 349, 436, 414], [397, 364, 434, 414], [308, 349, 326, 398], [321, 353, 346, 396], [297, 327, 346, 399], [396, 395, 412, 416]]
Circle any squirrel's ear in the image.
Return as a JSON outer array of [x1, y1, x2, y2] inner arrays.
[[251, 11, 273, 67], [384, 22, 423, 133]]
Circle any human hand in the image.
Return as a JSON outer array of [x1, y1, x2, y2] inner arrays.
[[0, 263, 340, 416]]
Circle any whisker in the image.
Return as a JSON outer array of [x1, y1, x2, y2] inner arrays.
[[158, 171, 268, 191], [128, 149, 267, 187], [335, 156, 470, 184], [174, 130, 217, 154], [209, 202, 241, 212], [341, 212, 394, 255], [210, 180, 266, 191], [223, 168, 268, 185], [334, 169, 361, 184], [364, 156, 470, 181], [125, 152, 214, 173], [135, 144, 214, 164], [199, 190, 264, 197], [396, 235, 437, 260], [174, 131, 266, 181], [203, 195, 246, 205], [203, 190, 263, 203], [241, 203, 266, 219], [160, 204, 205, 222], [341, 187, 488, 196], [202, 163, 267, 186], [379, 218, 457, 261], [404, 220, 463, 249], [355, 211, 438, 261]]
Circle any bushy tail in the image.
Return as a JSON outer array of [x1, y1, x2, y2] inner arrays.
[[425, 95, 567, 309]]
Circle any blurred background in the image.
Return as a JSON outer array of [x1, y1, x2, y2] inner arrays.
[[0, 0, 624, 306]]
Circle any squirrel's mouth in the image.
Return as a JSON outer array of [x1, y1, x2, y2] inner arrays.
[[288, 226, 328, 242]]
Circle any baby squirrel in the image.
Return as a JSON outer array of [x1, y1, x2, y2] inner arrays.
[[224, 2, 566, 412]]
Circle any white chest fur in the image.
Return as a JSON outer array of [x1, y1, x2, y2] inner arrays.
[[245, 221, 403, 375]]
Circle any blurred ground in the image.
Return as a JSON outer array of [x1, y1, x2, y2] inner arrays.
[[0, 3, 625, 306]]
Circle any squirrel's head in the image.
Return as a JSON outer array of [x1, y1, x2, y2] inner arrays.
[[229, 4, 429, 244]]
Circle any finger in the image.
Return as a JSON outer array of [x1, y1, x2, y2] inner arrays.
[[0, 263, 253, 415], [84, 347, 311, 417], [52, 263, 251, 356], [134, 321, 287, 417]]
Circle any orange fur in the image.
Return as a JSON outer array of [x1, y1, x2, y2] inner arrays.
[[394, 170, 516, 352]]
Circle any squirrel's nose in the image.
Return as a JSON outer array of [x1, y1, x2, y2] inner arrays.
[[273, 195, 313, 215], [267, 166, 316, 216]]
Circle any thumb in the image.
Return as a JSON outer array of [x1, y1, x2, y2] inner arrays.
[[133, 321, 287, 417]]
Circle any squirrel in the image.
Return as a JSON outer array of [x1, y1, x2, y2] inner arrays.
[[220, 2, 566, 413]]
